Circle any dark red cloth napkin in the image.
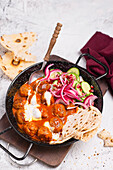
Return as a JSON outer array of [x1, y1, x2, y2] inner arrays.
[[81, 31, 113, 94]]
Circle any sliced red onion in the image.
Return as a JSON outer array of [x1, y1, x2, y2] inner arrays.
[[65, 80, 74, 90], [89, 95, 97, 105], [55, 89, 61, 95], [84, 95, 98, 107], [73, 102, 88, 109], [64, 77, 67, 84], [40, 64, 54, 81], [79, 93, 87, 98], [64, 96, 73, 103], [61, 73, 68, 78], [61, 84, 69, 105], [65, 90, 82, 101], [70, 87, 79, 95], [65, 83, 72, 90], [55, 98, 67, 105], [66, 94, 82, 101], [67, 106, 77, 110], [60, 75, 64, 85], [50, 88, 60, 98], [40, 72, 50, 81]]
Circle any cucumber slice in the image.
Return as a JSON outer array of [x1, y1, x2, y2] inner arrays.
[[50, 69, 62, 79], [73, 80, 78, 87], [81, 81, 91, 94], [76, 75, 80, 81], [53, 80, 58, 85], [67, 67, 80, 76], [75, 83, 83, 95]]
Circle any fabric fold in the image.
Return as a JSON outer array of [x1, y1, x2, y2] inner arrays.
[[81, 32, 113, 94]]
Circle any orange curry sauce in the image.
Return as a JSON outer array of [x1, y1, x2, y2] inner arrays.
[[12, 78, 78, 143]]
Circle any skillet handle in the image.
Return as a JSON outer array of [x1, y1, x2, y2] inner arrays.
[[0, 126, 33, 161], [75, 53, 109, 80]]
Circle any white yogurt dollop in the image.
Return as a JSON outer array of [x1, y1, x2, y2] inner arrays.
[[24, 92, 41, 121], [44, 91, 52, 106]]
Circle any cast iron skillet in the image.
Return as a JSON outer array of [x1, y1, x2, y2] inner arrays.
[[0, 53, 109, 161]]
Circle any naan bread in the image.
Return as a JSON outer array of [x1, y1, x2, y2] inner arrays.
[[62, 107, 90, 138], [50, 106, 102, 144], [73, 106, 102, 142], [77, 106, 102, 133], [50, 107, 90, 144], [0, 32, 37, 56], [74, 127, 99, 142], [97, 129, 113, 147], [104, 138, 113, 147], [0, 52, 35, 80], [97, 129, 112, 140], [15, 50, 36, 61]]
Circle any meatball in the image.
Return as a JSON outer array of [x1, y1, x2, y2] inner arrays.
[[41, 91, 54, 106], [15, 109, 25, 124], [19, 83, 33, 97], [50, 117, 63, 133], [39, 104, 48, 118], [53, 104, 66, 117], [13, 98, 26, 109], [37, 81, 50, 93], [37, 126, 52, 142], [23, 122, 38, 136]]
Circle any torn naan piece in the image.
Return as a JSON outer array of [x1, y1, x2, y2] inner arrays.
[[97, 129, 112, 140], [104, 138, 113, 147], [0, 52, 35, 80], [50, 106, 102, 144], [0, 32, 37, 56], [97, 129, 113, 147]]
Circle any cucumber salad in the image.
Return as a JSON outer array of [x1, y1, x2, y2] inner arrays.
[[40, 64, 97, 109]]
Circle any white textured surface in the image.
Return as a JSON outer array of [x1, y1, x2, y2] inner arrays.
[[0, 0, 113, 169]]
